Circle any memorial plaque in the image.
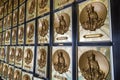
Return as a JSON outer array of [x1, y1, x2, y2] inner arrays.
[[18, 24, 24, 44], [19, 4, 25, 24]]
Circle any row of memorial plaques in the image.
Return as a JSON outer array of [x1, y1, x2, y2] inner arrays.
[[0, 62, 43, 80], [0, 46, 113, 80], [0, 0, 111, 43]]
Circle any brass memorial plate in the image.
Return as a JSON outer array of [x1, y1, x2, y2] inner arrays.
[[22, 72, 32, 80], [23, 46, 34, 71], [78, 46, 112, 80], [26, 0, 36, 21], [38, 15, 50, 43], [3, 63, 8, 79], [54, 7, 72, 43], [79, 0, 111, 42], [13, 9, 18, 26], [19, 4, 25, 24], [7, 13, 12, 29], [12, 28, 17, 44], [5, 30, 11, 45], [0, 6, 4, 19], [18, 24, 24, 44], [15, 46, 23, 67], [8, 66, 14, 80], [8, 0, 12, 13], [9, 46, 16, 65], [37, 0, 50, 16], [54, 0, 74, 10], [36, 46, 48, 78], [52, 46, 72, 80], [26, 21, 35, 44], [0, 47, 5, 60], [14, 0, 18, 9], [14, 69, 21, 80]]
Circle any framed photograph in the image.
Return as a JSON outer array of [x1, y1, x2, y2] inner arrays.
[[26, 0, 37, 21], [26, 20, 35, 44], [18, 24, 24, 44], [19, 3, 25, 24], [13, 0, 18, 9], [0, 6, 4, 19], [0, 46, 5, 61], [0, 62, 3, 76], [13, 9, 18, 26], [37, 0, 50, 17], [52, 46, 72, 80], [53, 7, 72, 43], [54, 0, 74, 10], [12, 27, 17, 45], [22, 71, 33, 80], [78, 46, 113, 80], [8, 0, 12, 13], [19, 0, 25, 5], [4, 2, 8, 17], [78, 0, 111, 42], [2, 63, 8, 79], [7, 65, 14, 80], [14, 68, 22, 80], [23, 46, 34, 72], [35, 46, 48, 78], [15, 46, 24, 68], [38, 15, 50, 44], [9, 46, 16, 65], [5, 29, 11, 45], [7, 13, 12, 29]]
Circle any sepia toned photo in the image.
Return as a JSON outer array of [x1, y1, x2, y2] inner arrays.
[[9, 46, 16, 65], [5, 30, 11, 45], [3, 17, 7, 30], [37, 0, 50, 16], [22, 71, 32, 80], [18, 24, 24, 44], [15, 46, 23, 68], [23, 46, 34, 72], [13, 9, 18, 26], [12, 28, 17, 45], [54, 7, 72, 43], [36, 46, 48, 78], [38, 15, 50, 44], [52, 46, 72, 80], [13, 0, 18, 9], [19, 3, 25, 24], [2, 63, 8, 79], [26, 21, 35, 44], [7, 65, 14, 80], [54, 0, 74, 10], [78, 46, 112, 80], [0, 47, 5, 61], [4, 2, 8, 17], [7, 13, 12, 29], [78, 0, 111, 42], [26, 0, 36, 21], [14, 68, 22, 80]]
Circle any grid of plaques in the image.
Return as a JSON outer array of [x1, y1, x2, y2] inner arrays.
[[0, 0, 114, 80]]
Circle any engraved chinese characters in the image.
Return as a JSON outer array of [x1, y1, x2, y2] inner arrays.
[[54, 7, 72, 43], [38, 15, 49, 43], [52, 47, 72, 80], [79, 0, 111, 42], [78, 47, 112, 80]]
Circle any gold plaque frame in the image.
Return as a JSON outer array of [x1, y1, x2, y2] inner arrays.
[[12, 28, 17, 45], [15, 46, 24, 68], [36, 46, 48, 78], [52, 46, 72, 80], [26, 0, 37, 21], [18, 24, 24, 44], [78, 0, 111, 42], [26, 21, 35, 44], [13, 9, 18, 26], [19, 3, 25, 24], [23, 46, 34, 72], [78, 46, 112, 80], [5, 30, 11, 45], [38, 15, 50, 44], [53, 7, 72, 43]]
